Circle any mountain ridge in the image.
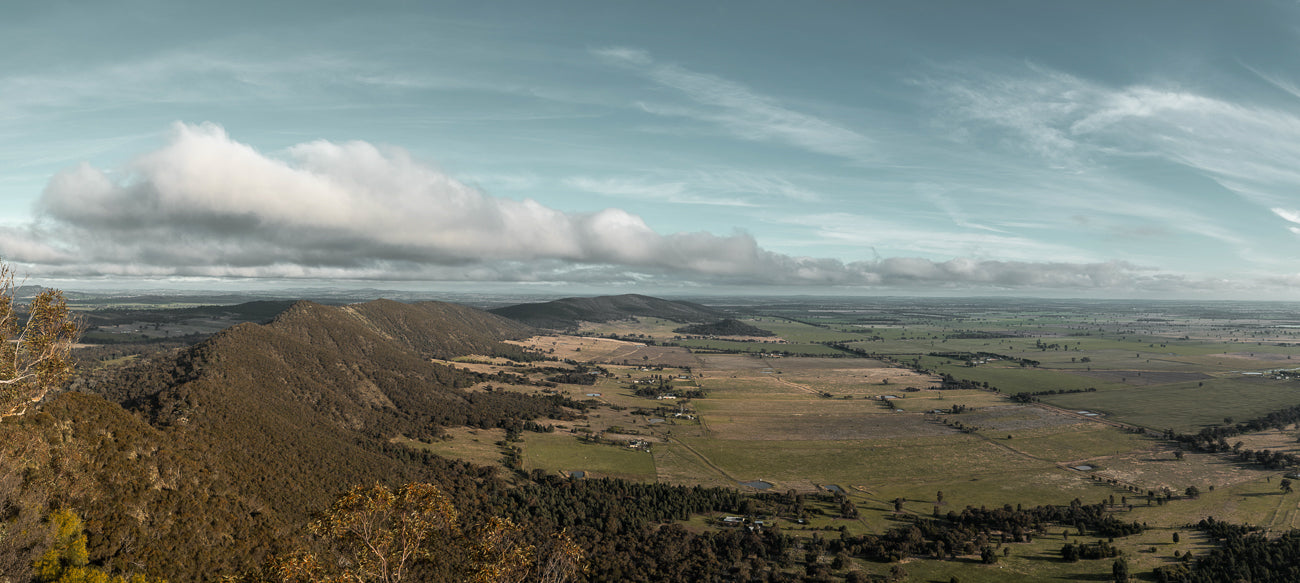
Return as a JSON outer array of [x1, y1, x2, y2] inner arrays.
[[45, 299, 567, 579]]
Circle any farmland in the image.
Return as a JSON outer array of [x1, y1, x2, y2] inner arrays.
[[426, 297, 1300, 581]]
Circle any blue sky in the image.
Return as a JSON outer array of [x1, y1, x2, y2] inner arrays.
[[4, 1, 1300, 298]]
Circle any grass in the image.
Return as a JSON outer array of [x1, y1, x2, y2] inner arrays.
[[402, 304, 1300, 582], [392, 428, 508, 468], [673, 433, 1103, 506], [1039, 377, 1300, 432], [674, 338, 847, 356], [521, 431, 657, 481], [995, 425, 1155, 462]]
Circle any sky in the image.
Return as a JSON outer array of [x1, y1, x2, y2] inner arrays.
[[4, 1, 1300, 298]]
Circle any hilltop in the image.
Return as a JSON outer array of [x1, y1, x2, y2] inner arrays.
[[489, 293, 723, 329], [673, 318, 775, 337]]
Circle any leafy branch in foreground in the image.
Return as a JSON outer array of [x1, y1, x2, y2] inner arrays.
[[0, 261, 82, 418], [233, 482, 584, 583]]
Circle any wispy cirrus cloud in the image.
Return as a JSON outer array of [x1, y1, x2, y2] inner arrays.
[[1270, 208, 1300, 235], [779, 211, 1097, 263], [593, 47, 873, 162], [565, 176, 756, 207], [928, 62, 1300, 245], [565, 170, 819, 207]]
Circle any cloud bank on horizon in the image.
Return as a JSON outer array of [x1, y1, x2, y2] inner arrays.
[[2, 122, 1172, 291]]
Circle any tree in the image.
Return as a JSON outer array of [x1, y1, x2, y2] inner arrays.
[[1112, 557, 1129, 582], [1184, 486, 1199, 499], [1282, 479, 1294, 494], [0, 262, 82, 419], [32, 509, 162, 583], [887, 564, 907, 582], [253, 483, 583, 583], [32, 509, 89, 583]]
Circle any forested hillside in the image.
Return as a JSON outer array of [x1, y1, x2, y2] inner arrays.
[[2, 299, 570, 580], [4, 298, 843, 582], [489, 294, 723, 329], [674, 319, 775, 337]]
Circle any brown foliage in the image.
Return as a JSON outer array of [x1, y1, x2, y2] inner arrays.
[[236, 483, 581, 583]]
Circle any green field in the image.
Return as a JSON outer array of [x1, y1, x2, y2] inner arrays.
[[521, 431, 658, 481], [1040, 377, 1300, 432], [420, 297, 1300, 581]]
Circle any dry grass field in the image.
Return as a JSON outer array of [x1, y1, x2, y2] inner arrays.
[[403, 302, 1300, 581], [508, 334, 701, 367], [392, 427, 508, 468]]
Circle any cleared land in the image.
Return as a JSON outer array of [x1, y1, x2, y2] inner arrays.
[[412, 298, 1300, 582]]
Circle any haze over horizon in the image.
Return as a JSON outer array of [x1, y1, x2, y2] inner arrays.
[[5, 1, 1300, 299]]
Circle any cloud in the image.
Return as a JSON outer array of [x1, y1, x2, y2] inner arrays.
[[3, 122, 1212, 293], [931, 63, 1300, 212], [24, 123, 782, 276], [1272, 208, 1300, 225], [594, 47, 873, 162], [920, 61, 1300, 269], [565, 170, 819, 207], [779, 211, 1097, 263]]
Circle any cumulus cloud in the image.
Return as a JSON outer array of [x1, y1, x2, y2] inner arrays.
[[3, 122, 1189, 291], [11, 123, 802, 281]]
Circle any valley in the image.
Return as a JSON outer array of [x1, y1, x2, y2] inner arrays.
[[7, 293, 1300, 582], [416, 297, 1300, 581]]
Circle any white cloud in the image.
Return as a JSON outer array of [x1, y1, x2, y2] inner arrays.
[[565, 170, 819, 207], [929, 63, 1300, 250], [594, 47, 873, 162], [1271, 208, 1300, 225], [5, 122, 1233, 293], [780, 211, 1097, 263]]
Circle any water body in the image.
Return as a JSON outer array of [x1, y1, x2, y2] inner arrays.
[[739, 480, 773, 490]]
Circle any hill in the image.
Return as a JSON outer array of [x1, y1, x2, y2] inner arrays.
[[489, 293, 723, 329], [26, 299, 562, 579], [673, 318, 775, 337], [2, 298, 786, 583]]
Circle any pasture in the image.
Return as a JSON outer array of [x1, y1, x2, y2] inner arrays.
[[1038, 376, 1300, 432], [520, 431, 658, 481], [413, 297, 1300, 581]]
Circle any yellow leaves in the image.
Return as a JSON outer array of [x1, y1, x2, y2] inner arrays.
[[307, 482, 461, 583], [243, 482, 584, 583], [535, 530, 586, 583], [469, 516, 533, 583], [31, 508, 165, 583], [33, 509, 89, 582]]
